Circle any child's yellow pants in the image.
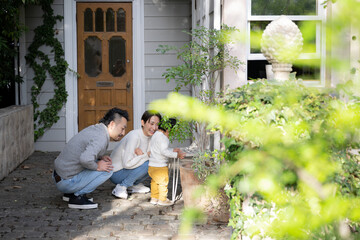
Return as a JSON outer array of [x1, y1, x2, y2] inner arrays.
[[148, 166, 169, 201]]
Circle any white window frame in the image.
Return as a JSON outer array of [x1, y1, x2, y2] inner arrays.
[[246, 0, 327, 87]]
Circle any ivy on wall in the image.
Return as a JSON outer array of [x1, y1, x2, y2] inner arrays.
[[25, 0, 68, 141]]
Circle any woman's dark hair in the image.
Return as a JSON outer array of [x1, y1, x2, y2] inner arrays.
[[159, 118, 177, 131], [99, 108, 129, 126], [141, 110, 162, 124]]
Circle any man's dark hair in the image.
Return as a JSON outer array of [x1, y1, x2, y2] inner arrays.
[[141, 110, 162, 124], [159, 118, 177, 131], [99, 108, 129, 126]]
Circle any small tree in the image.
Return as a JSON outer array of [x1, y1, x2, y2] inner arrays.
[[157, 25, 242, 151]]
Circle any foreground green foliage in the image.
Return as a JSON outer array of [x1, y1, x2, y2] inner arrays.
[[158, 115, 192, 144], [150, 79, 360, 239], [219, 80, 360, 239]]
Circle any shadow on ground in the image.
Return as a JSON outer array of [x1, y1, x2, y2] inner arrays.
[[0, 152, 231, 240]]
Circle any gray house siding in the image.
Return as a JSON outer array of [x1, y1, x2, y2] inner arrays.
[[144, 0, 191, 107], [24, 1, 66, 151]]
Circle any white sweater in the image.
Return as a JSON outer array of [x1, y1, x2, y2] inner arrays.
[[111, 128, 150, 171], [149, 131, 178, 167]]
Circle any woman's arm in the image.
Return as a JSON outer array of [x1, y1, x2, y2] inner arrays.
[[111, 130, 149, 170], [121, 136, 149, 169]]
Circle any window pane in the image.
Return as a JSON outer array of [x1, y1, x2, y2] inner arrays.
[[85, 36, 102, 77], [251, 0, 317, 15], [109, 37, 126, 77], [250, 21, 270, 54], [248, 60, 268, 80], [95, 8, 104, 32], [250, 21, 317, 54], [106, 8, 115, 32], [84, 8, 93, 32], [247, 59, 320, 80], [296, 21, 317, 54], [293, 59, 320, 80], [117, 8, 126, 32]]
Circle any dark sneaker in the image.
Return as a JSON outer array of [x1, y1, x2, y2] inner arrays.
[[68, 194, 98, 209], [62, 193, 74, 202], [63, 193, 93, 202]]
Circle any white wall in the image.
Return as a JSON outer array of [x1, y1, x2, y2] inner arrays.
[[222, 0, 247, 88]]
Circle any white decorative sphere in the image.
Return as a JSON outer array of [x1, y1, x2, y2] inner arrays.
[[261, 15, 303, 64]]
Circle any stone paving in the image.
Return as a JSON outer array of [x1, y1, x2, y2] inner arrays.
[[0, 152, 231, 239]]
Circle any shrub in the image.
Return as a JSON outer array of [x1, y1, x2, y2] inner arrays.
[[150, 79, 360, 239]]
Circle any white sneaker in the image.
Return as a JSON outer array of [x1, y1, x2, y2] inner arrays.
[[112, 184, 128, 199], [150, 198, 158, 205], [128, 183, 150, 193], [157, 199, 174, 206]]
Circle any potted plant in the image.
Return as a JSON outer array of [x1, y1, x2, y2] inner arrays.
[[180, 149, 230, 223]]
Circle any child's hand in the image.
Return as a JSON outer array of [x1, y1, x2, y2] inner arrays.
[[173, 148, 180, 153], [177, 151, 186, 159]]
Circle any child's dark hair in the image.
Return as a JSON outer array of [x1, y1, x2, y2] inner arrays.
[[159, 118, 177, 131], [141, 110, 162, 124], [99, 108, 129, 126]]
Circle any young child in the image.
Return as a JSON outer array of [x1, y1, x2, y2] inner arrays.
[[148, 118, 186, 206]]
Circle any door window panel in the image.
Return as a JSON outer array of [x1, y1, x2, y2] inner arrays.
[[106, 8, 115, 32], [117, 8, 126, 32], [85, 36, 102, 77], [84, 8, 93, 32], [95, 8, 104, 32], [109, 36, 126, 77]]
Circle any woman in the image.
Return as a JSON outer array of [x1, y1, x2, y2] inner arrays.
[[110, 110, 161, 199]]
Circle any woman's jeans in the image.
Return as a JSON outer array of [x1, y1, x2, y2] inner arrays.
[[110, 160, 149, 187], [54, 169, 113, 196]]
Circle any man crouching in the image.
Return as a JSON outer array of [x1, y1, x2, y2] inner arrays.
[[53, 108, 128, 209]]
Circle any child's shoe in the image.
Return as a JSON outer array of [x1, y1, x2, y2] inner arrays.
[[157, 199, 174, 206], [150, 198, 158, 205]]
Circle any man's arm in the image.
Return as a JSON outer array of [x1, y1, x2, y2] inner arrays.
[[97, 158, 113, 172], [79, 137, 109, 170]]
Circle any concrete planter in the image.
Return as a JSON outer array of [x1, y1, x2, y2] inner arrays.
[[0, 105, 34, 180]]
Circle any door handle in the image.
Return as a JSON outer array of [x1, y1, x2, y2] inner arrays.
[[126, 81, 131, 92]]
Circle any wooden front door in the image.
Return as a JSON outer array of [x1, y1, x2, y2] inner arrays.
[[77, 2, 133, 132]]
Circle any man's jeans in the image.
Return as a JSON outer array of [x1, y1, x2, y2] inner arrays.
[[54, 169, 113, 196], [110, 160, 149, 187]]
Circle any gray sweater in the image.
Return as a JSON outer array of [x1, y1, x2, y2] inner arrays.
[[54, 123, 110, 179]]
